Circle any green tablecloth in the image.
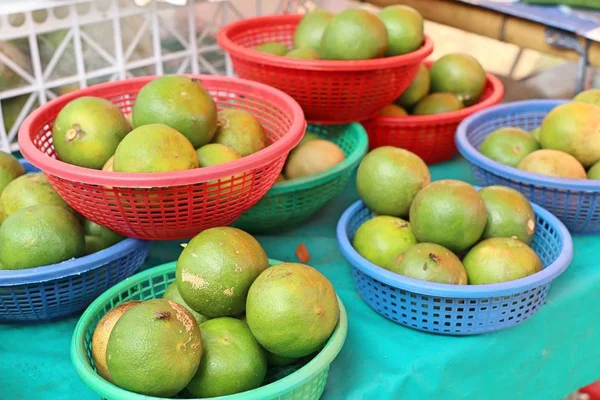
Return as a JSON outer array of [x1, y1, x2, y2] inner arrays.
[[1, 157, 598, 400]]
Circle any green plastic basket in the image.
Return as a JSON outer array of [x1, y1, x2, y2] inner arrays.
[[233, 123, 368, 234], [71, 260, 348, 400]]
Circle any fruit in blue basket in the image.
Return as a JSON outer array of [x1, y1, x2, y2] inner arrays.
[[378, 104, 408, 116], [85, 235, 110, 255], [212, 108, 267, 157], [588, 161, 600, 179], [186, 318, 267, 397], [285, 48, 320, 59], [0, 151, 25, 193], [410, 180, 487, 253], [463, 237, 543, 284], [517, 149, 586, 179], [132, 75, 218, 148], [196, 143, 242, 167], [388, 243, 467, 284], [353, 215, 417, 268], [83, 219, 124, 247], [0, 205, 85, 269], [320, 9, 388, 60], [357, 147, 430, 217], [246, 263, 339, 358], [106, 299, 203, 397], [293, 9, 335, 51], [396, 64, 430, 109], [52, 96, 131, 169], [479, 127, 540, 167], [91, 300, 141, 382], [113, 124, 199, 173], [413, 93, 464, 115], [480, 186, 536, 244], [573, 88, 600, 107], [176, 227, 269, 317], [254, 42, 289, 56], [539, 101, 600, 168], [284, 139, 345, 179], [430, 53, 486, 106], [531, 127, 542, 143], [0, 173, 72, 217], [378, 5, 424, 56], [163, 282, 209, 326]]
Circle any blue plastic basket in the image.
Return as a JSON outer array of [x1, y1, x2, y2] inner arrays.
[[336, 199, 573, 335], [0, 160, 152, 322], [454, 99, 600, 234]]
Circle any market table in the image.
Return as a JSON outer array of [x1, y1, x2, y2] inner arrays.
[[1, 156, 598, 400]]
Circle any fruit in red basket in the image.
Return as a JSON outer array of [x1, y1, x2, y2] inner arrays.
[[52, 96, 131, 169], [430, 53, 486, 106], [132, 75, 218, 148], [0, 205, 6, 226], [388, 243, 467, 284], [378, 5, 424, 56], [480, 186, 536, 245], [378, 104, 408, 116], [246, 263, 339, 358], [517, 149, 586, 179], [479, 127, 540, 167], [186, 318, 267, 397], [539, 101, 600, 168], [357, 147, 430, 217], [176, 227, 269, 317], [410, 180, 487, 253], [320, 9, 388, 60], [196, 143, 241, 167], [113, 124, 199, 173], [573, 88, 600, 107], [413, 93, 464, 115], [284, 139, 345, 180], [83, 219, 124, 247], [106, 299, 202, 397], [0, 205, 85, 269], [91, 300, 141, 382], [285, 48, 320, 59], [163, 282, 209, 326], [396, 64, 430, 109], [0, 151, 25, 193], [463, 237, 542, 284], [353, 215, 417, 268], [102, 156, 114, 172], [0, 173, 72, 217], [588, 161, 600, 179], [212, 108, 267, 157], [531, 127, 542, 143], [293, 9, 335, 51], [254, 42, 289, 56]]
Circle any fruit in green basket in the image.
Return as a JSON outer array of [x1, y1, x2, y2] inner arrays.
[[292, 131, 320, 153], [517, 149, 586, 179], [163, 282, 210, 326], [480, 186, 536, 244], [320, 9, 388, 60], [254, 42, 289, 56], [196, 143, 241, 167], [132, 75, 218, 148], [0, 173, 71, 217], [430, 53, 486, 106], [378, 104, 408, 116], [106, 299, 203, 397], [573, 88, 600, 107], [539, 101, 600, 168], [531, 127, 542, 143], [413, 93, 464, 115], [357, 147, 430, 217], [83, 219, 124, 247], [293, 9, 335, 51], [91, 300, 141, 382], [52, 96, 131, 169], [0, 151, 25, 193], [186, 318, 266, 397], [238, 313, 298, 367], [246, 263, 339, 358], [409, 180, 487, 253], [176, 227, 269, 317], [378, 5, 424, 56], [396, 64, 430, 109], [0, 205, 85, 270], [388, 243, 467, 284], [285, 48, 320, 59], [276, 174, 286, 183], [284, 139, 345, 180], [113, 124, 199, 173], [353, 216, 417, 268], [463, 237, 543, 284], [479, 127, 540, 167], [588, 161, 600, 179], [212, 108, 267, 157]]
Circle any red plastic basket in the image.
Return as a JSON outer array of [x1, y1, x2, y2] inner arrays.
[[362, 65, 504, 165], [217, 14, 433, 124], [18, 75, 305, 240]]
